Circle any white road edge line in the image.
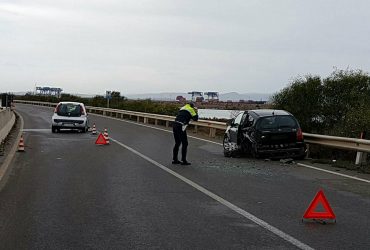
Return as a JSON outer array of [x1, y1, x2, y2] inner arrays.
[[110, 137, 313, 250], [22, 129, 50, 132], [297, 163, 370, 184]]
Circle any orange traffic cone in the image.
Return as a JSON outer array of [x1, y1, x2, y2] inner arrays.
[[103, 128, 110, 145], [92, 123, 97, 135], [18, 135, 25, 152]]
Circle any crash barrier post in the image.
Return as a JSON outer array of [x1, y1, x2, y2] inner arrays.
[[355, 131, 367, 165]]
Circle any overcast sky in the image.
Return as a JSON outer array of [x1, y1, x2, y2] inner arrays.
[[0, 0, 369, 95]]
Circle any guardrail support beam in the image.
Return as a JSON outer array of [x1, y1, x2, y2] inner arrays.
[[355, 152, 367, 165], [209, 128, 216, 138]]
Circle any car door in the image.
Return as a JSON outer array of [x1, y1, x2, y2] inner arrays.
[[229, 112, 244, 143], [241, 112, 255, 142]]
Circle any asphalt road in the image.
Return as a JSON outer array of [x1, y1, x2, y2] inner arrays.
[[0, 104, 369, 250]]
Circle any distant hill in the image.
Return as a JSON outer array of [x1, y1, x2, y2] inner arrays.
[[126, 92, 271, 102]]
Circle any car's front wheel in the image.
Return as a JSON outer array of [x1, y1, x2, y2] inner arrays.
[[52, 126, 57, 133], [223, 134, 239, 157]]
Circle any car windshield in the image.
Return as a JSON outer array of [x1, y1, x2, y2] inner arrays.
[[257, 115, 298, 130], [57, 103, 82, 117]]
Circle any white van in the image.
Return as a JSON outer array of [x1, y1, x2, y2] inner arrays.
[[51, 102, 89, 133]]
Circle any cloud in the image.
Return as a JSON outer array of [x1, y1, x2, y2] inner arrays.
[[1, 0, 370, 95]]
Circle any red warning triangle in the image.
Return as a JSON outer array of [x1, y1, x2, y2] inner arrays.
[[95, 133, 107, 145], [303, 190, 336, 219]]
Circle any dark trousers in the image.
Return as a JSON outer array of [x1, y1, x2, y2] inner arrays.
[[173, 123, 188, 162]]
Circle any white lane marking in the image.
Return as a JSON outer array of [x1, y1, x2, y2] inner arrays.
[[297, 163, 370, 184], [89, 113, 223, 146], [110, 137, 313, 250], [23, 129, 50, 132]]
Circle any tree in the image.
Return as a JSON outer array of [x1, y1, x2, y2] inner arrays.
[[272, 68, 370, 137], [272, 75, 323, 132]]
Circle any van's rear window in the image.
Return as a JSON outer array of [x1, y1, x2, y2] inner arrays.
[[57, 104, 82, 117], [258, 116, 298, 130]]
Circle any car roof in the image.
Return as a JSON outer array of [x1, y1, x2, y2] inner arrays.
[[58, 102, 85, 105], [248, 109, 292, 117]]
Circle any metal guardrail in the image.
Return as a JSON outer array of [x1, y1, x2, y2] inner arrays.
[[14, 100, 370, 154], [303, 133, 370, 153], [14, 100, 226, 137]]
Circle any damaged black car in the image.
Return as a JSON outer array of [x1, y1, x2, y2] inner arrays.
[[223, 109, 306, 159]]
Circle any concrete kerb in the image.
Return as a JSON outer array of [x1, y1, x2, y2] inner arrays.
[[0, 111, 24, 191]]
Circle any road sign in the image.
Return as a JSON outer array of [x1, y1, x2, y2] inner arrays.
[[106, 91, 112, 100]]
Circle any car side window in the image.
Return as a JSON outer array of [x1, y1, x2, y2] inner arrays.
[[233, 112, 243, 126]]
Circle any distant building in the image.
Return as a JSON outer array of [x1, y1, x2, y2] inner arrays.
[[188, 91, 204, 102], [204, 92, 219, 102], [36, 86, 63, 97]]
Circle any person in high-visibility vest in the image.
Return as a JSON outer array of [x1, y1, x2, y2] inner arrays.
[[172, 102, 199, 165]]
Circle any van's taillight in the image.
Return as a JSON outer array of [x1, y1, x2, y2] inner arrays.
[[297, 128, 303, 141]]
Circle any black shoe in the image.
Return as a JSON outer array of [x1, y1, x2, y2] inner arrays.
[[181, 161, 191, 165], [172, 160, 181, 164]]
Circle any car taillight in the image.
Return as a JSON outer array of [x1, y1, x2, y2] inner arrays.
[[297, 128, 303, 141], [80, 105, 85, 115]]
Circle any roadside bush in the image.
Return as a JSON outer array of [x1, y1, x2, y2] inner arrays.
[[272, 68, 370, 138]]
